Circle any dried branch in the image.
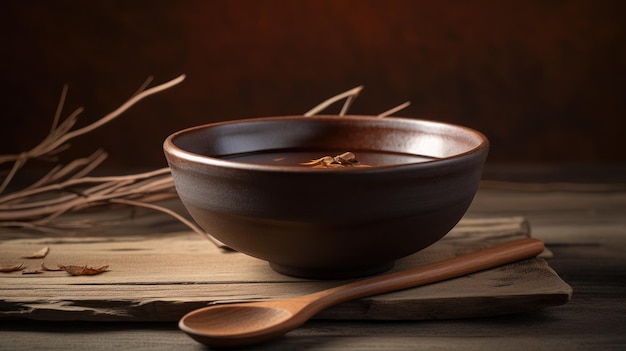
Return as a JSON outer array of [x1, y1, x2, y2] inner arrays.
[[304, 85, 410, 118], [304, 86, 364, 116], [0, 76, 185, 235], [0, 81, 408, 253], [0, 74, 186, 193], [24, 149, 109, 191], [0, 168, 174, 220], [377, 101, 411, 118]]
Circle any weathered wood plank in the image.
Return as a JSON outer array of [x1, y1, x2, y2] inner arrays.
[[0, 216, 571, 321]]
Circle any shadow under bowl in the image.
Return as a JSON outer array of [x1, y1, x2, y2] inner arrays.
[[164, 115, 489, 279]]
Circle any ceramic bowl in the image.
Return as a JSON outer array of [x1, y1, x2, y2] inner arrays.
[[164, 115, 488, 279]]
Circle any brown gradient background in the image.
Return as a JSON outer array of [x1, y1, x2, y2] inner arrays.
[[1, 0, 624, 169]]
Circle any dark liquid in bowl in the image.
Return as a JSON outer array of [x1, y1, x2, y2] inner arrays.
[[222, 150, 436, 167]]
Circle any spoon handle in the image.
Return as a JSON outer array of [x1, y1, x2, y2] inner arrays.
[[307, 238, 544, 310]]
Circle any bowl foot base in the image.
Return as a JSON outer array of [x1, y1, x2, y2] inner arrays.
[[269, 261, 395, 279]]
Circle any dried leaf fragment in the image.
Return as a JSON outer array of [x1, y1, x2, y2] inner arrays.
[[22, 247, 49, 259], [0, 263, 24, 273], [59, 264, 109, 276], [41, 262, 64, 271]]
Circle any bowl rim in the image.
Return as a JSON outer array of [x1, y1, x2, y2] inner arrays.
[[163, 115, 489, 173]]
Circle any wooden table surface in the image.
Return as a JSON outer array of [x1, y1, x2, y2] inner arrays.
[[1, 164, 625, 351]]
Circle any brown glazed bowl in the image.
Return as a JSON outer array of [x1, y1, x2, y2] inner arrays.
[[164, 115, 488, 279]]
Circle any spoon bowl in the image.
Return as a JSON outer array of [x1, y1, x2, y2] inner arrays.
[[179, 238, 544, 347]]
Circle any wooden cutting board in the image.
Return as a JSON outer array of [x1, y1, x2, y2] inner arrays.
[[0, 216, 571, 322]]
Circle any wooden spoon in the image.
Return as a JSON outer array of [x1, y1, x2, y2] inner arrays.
[[179, 238, 544, 348]]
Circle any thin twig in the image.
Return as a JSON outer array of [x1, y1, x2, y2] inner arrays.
[[131, 76, 154, 98], [25, 149, 108, 190], [51, 84, 68, 134], [39, 74, 186, 155], [340, 93, 358, 116], [109, 198, 233, 251], [377, 101, 411, 118], [0, 154, 27, 194], [304, 85, 364, 116]]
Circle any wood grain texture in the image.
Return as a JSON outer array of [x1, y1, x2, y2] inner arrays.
[[0, 216, 570, 322], [1, 180, 625, 351]]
